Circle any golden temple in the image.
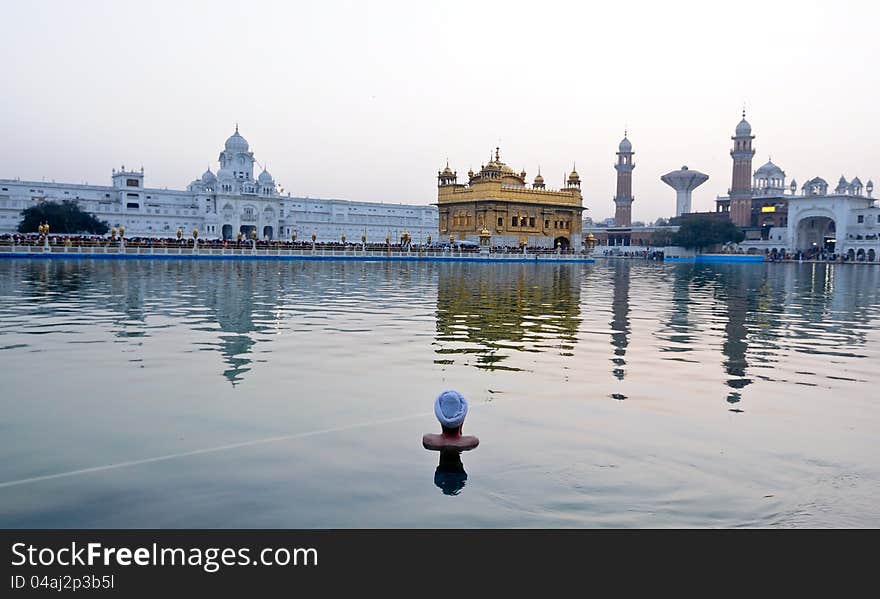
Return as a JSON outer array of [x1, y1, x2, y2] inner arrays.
[[437, 148, 585, 248]]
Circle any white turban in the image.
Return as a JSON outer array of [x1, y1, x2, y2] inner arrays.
[[434, 390, 468, 428]]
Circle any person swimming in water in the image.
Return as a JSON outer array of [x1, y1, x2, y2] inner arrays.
[[422, 390, 479, 451]]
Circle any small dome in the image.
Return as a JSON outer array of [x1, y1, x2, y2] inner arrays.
[[850, 176, 863, 187], [534, 173, 544, 184], [619, 136, 632, 152], [736, 118, 752, 136], [201, 169, 216, 183], [867, 180, 874, 189], [567, 167, 580, 183], [258, 168, 273, 184], [225, 127, 249, 153], [755, 160, 785, 181], [790, 179, 797, 190]]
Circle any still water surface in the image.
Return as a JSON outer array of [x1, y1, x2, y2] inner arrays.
[[0, 258, 878, 527]]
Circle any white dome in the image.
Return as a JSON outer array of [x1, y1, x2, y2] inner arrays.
[[735, 118, 752, 136], [258, 168, 274, 184], [224, 127, 249, 153], [754, 160, 784, 179], [618, 136, 632, 152], [201, 169, 216, 183]]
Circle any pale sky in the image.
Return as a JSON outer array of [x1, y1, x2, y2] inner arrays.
[[2, 0, 878, 222]]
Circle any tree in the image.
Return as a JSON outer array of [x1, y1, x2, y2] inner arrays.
[[671, 216, 744, 250], [648, 228, 675, 247], [18, 200, 109, 235]]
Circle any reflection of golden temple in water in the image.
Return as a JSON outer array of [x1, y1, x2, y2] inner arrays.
[[434, 263, 582, 370]]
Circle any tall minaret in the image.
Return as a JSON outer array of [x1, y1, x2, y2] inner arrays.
[[729, 111, 755, 227], [613, 132, 635, 226]]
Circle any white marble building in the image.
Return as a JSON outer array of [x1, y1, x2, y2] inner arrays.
[[727, 167, 879, 260], [0, 127, 438, 243]]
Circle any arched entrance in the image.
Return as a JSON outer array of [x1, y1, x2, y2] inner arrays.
[[240, 224, 256, 239], [553, 236, 570, 250], [795, 216, 835, 254], [262, 226, 274, 240], [221, 224, 233, 240], [856, 249, 866, 261], [869, 249, 876, 262]]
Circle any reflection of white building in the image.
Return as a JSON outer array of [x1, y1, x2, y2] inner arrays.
[[0, 127, 438, 242]]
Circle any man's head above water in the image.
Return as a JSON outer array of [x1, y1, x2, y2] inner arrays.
[[434, 389, 468, 433], [423, 390, 479, 452]]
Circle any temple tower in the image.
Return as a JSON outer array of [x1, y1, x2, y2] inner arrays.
[[729, 111, 755, 227], [613, 133, 634, 226]]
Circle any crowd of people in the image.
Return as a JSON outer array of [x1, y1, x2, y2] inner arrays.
[[768, 248, 848, 262], [600, 248, 666, 260], [1, 233, 597, 255], [8, 234, 872, 262]]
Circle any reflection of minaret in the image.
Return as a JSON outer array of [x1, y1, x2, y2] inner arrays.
[[610, 261, 631, 380], [613, 132, 635, 227], [729, 110, 755, 227], [720, 269, 751, 406], [668, 263, 693, 338]]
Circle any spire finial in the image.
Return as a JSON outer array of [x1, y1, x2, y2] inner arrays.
[[538, 165, 541, 176], [235, 122, 239, 133], [742, 104, 746, 119], [495, 147, 500, 162]]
